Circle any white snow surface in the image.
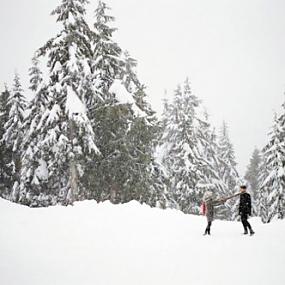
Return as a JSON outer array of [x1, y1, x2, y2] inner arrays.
[[0, 198, 284, 285]]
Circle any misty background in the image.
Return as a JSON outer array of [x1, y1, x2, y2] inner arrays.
[[1, 0, 285, 174]]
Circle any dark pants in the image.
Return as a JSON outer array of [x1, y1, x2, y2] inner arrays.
[[205, 221, 212, 234], [241, 213, 253, 233]]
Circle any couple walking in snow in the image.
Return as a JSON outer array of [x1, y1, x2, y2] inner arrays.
[[202, 185, 255, 236]]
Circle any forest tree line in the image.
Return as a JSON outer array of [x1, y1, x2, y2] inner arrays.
[[0, 0, 284, 223]]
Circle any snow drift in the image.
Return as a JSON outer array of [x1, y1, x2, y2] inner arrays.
[[0, 198, 284, 285]]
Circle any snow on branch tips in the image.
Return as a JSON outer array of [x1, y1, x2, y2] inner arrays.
[[109, 79, 146, 117], [66, 86, 86, 118]]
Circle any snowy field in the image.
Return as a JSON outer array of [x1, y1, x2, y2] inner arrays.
[[0, 198, 284, 285]]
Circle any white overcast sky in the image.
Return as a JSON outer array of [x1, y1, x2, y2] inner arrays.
[[1, 0, 285, 174]]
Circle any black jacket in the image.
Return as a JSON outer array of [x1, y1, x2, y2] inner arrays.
[[239, 192, 251, 215]]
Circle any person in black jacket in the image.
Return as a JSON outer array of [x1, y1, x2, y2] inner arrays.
[[239, 185, 255, 235]]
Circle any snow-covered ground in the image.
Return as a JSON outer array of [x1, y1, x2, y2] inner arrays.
[[0, 198, 284, 285]]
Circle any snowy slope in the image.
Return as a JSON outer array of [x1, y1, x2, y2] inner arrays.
[[0, 198, 284, 285]]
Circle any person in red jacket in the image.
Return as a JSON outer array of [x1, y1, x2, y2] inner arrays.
[[202, 191, 240, 235], [202, 191, 225, 235]]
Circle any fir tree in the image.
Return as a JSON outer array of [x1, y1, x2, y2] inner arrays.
[[161, 79, 205, 214], [258, 153, 271, 222], [217, 121, 239, 190], [217, 122, 240, 219], [196, 113, 234, 219], [20, 0, 100, 206], [2, 74, 26, 201], [0, 85, 13, 199], [83, 0, 126, 201], [91, 0, 123, 95], [19, 57, 51, 205], [87, 1, 165, 207], [90, 79, 163, 205], [12, 0, 167, 208], [259, 110, 285, 222], [244, 148, 262, 215]]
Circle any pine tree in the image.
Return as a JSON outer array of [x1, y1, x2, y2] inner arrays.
[[161, 79, 206, 214], [86, 1, 166, 206], [244, 148, 262, 215], [90, 77, 163, 205], [160, 79, 240, 217], [83, 0, 127, 202], [258, 153, 271, 222], [259, 110, 285, 222], [19, 57, 51, 205], [0, 85, 13, 198], [20, 0, 100, 206], [217, 121, 239, 190], [217, 122, 240, 219], [91, 0, 123, 97], [161, 96, 238, 218], [14, 0, 167, 208], [2, 74, 26, 201], [196, 113, 234, 219], [126, 92, 167, 207]]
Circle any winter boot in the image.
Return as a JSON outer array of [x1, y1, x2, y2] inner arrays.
[[250, 230, 255, 236], [203, 228, 210, 235]]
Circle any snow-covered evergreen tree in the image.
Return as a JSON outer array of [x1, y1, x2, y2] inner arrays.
[[85, 1, 166, 207], [196, 113, 235, 219], [259, 110, 285, 222], [161, 79, 206, 214], [4, 0, 171, 209], [217, 121, 239, 191], [92, 1, 123, 92], [20, 0, 100, 206], [258, 152, 271, 222], [244, 148, 262, 215], [0, 85, 13, 198], [160, 84, 240, 217], [217, 122, 240, 219], [83, 0, 129, 202], [19, 57, 51, 205], [90, 73, 164, 205], [2, 74, 26, 201]]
